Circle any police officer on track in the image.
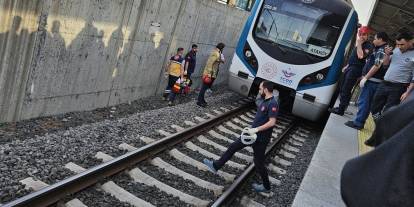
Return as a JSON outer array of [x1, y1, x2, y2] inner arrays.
[[203, 81, 278, 194]]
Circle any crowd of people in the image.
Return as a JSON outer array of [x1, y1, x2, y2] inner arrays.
[[329, 28, 414, 131], [333, 27, 414, 206], [162, 43, 226, 107]]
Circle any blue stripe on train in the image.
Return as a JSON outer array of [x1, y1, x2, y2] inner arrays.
[[235, 0, 261, 76]]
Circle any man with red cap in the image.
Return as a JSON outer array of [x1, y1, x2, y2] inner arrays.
[[329, 26, 373, 115]]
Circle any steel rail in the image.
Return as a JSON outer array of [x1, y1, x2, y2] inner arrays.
[[4, 101, 254, 207], [211, 119, 297, 207]]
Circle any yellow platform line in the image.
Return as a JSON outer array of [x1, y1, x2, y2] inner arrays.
[[358, 115, 375, 155]]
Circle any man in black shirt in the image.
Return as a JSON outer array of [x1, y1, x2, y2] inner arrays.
[[329, 26, 373, 115], [184, 44, 198, 83]]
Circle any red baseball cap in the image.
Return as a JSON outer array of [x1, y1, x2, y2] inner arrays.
[[359, 26, 371, 35]]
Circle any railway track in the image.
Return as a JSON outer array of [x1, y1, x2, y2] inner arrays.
[[3, 98, 312, 207]]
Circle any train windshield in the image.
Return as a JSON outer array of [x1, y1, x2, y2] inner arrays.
[[255, 0, 341, 58]]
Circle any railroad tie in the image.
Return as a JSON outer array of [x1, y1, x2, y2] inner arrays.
[[184, 120, 196, 126], [194, 116, 206, 123], [101, 181, 154, 207], [95, 152, 114, 162], [225, 121, 244, 131], [208, 130, 253, 153], [197, 135, 252, 162], [168, 149, 235, 182], [157, 129, 172, 137], [232, 118, 250, 127], [64, 162, 87, 174], [239, 115, 253, 123], [140, 136, 155, 144], [150, 157, 224, 196], [65, 198, 88, 207], [291, 135, 306, 143], [239, 196, 266, 207], [19, 177, 49, 191], [219, 107, 230, 112], [119, 143, 138, 152], [217, 125, 239, 138], [283, 144, 300, 153], [212, 110, 223, 115], [128, 168, 210, 207], [185, 141, 246, 170], [268, 163, 287, 175], [273, 156, 292, 166], [205, 113, 216, 119], [170, 125, 185, 132]]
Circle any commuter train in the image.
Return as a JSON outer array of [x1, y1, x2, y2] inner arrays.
[[228, 0, 358, 121]]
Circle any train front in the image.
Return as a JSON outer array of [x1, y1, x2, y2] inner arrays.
[[229, 0, 356, 121]]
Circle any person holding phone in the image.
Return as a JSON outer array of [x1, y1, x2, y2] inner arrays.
[[329, 26, 373, 116]]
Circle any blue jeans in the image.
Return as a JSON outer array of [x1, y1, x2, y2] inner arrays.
[[354, 81, 379, 127]]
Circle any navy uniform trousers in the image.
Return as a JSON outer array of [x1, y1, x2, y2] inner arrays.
[[338, 65, 363, 112], [213, 136, 271, 190]]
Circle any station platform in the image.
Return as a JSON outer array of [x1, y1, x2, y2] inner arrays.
[[292, 105, 375, 207]]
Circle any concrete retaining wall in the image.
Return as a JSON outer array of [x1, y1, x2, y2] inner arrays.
[[0, 0, 249, 123]]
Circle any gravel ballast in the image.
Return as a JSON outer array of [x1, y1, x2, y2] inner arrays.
[[0, 87, 244, 204]]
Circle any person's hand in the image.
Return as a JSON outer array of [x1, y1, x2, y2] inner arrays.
[[400, 91, 410, 102], [359, 77, 367, 88], [342, 66, 348, 73], [220, 54, 225, 62], [385, 45, 393, 55], [246, 128, 259, 135], [356, 36, 364, 45]]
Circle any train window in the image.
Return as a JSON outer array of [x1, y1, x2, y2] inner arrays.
[[255, 0, 341, 58]]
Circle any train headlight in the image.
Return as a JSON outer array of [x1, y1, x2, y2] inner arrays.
[[315, 73, 324, 81], [245, 50, 252, 58], [298, 68, 330, 87]]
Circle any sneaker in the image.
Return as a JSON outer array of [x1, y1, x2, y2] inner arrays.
[[203, 158, 217, 174], [168, 101, 173, 106], [252, 183, 270, 193], [344, 121, 363, 130], [328, 107, 344, 116]]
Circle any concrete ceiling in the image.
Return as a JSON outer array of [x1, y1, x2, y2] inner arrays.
[[369, 0, 414, 38]]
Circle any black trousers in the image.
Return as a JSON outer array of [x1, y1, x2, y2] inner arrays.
[[213, 137, 271, 190], [197, 78, 215, 104], [371, 82, 407, 117], [338, 65, 362, 112]]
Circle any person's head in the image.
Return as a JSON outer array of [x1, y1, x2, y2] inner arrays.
[[216, 43, 225, 52], [358, 26, 370, 41], [373, 32, 389, 47], [191, 44, 198, 52], [177, 47, 184, 55], [259, 81, 274, 98], [395, 32, 413, 52]]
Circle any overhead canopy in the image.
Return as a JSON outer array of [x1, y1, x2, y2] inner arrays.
[[369, 0, 414, 38]]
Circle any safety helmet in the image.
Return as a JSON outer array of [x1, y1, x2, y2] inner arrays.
[[202, 75, 213, 85], [240, 128, 257, 145]]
